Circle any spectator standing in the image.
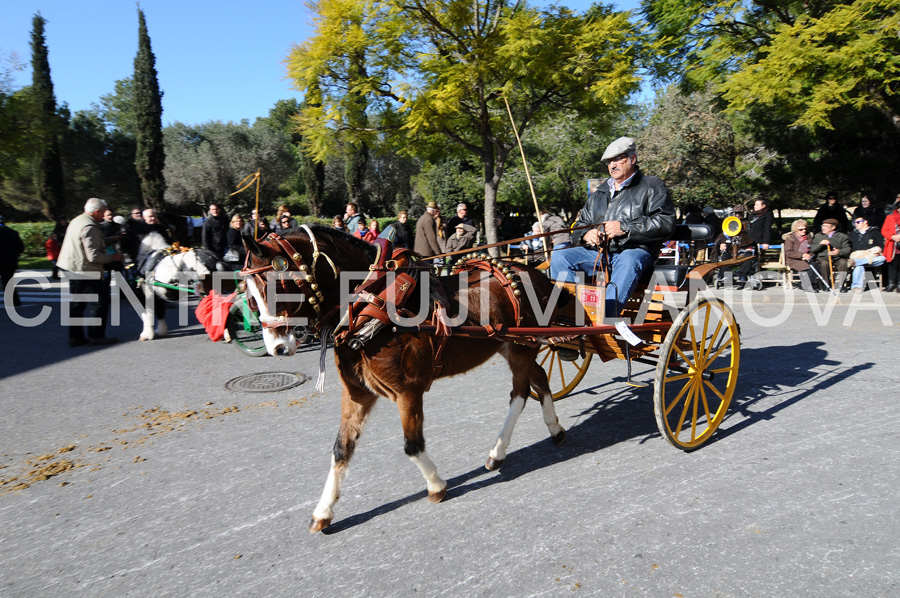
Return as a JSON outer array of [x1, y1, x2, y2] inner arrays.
[[702, 206, 722, 233], [390, 210, 413, 248], [881, 200, 900, 292], [847, 215, 885, 293], [46, 217, 68, 279], [353, 219, 376, 243], [242, 209, 261, 236], [57, 198, 124, 346], [274, 213, 297, 235], [852, 194, 883, 231], [332, 215, 347, 233], [344, 203, 363, 233], [415, 202, 443, 257], [812, 192, 850, 233], [444, 203, 474, 238], [225, 214, 246, 263], [783, 219, 820, 293], [541, 210, 571, 249], [809, 218, 851, 290], [0, 215, 25, 307], [202, 203, 229, 258]]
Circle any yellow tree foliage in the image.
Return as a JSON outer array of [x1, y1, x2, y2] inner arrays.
[[287, 0, 641, 244]]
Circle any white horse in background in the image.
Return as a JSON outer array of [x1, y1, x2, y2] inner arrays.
[[134, 232, 219, 341]]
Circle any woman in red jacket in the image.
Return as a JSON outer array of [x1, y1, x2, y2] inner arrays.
[[881, 201, 900, 291]]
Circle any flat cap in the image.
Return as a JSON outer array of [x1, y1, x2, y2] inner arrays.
[[601, 137, 636, 162], [823, 218, 840, 227]]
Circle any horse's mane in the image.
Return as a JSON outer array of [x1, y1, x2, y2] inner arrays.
[[281, 224, 378, 264]]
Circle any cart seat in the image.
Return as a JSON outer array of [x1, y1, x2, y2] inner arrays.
[[643, 224, 714, 290]]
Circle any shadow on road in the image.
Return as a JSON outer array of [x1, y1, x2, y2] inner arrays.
[[323, 340, 873, 533]]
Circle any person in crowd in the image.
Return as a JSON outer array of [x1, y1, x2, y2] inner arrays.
[[415, 201, 444, 258], [56, 198, 124, 346], [353, 219, 376, 243], [550, 136, 675, 316], [246, 215, 268, 240], [0, 215, 25, 307], [46, 217, 68, 279], [541, 209, 571, 250], [783, 219, 821, 293], [847, 215, 885, 293], [224, 214, 246, 263], [852, 194, 883, 231], [519, 222, 545, 262], [202, 203, 230, 259], [445, 222, 476, 253], [812, 192, 850, 234], [275, 213, 297, 235], [242, 209, 260, 237], [444, 203, 474, 238], [100, 209, 119, 241], [702, 206, 722, 233], [809, 218, 851, 290], [881, 200, 900, 292], [731, 198, 775, 283], [270, 205, 290, 232], [332, 215, 347, 233], [344, 203, 363, 233], [390, 211, 413, 248], [368, 219, 381, 239], [681, 204, 704, 225]]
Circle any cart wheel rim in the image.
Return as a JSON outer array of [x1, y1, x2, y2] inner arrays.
[[531, 346, 593, 401], [653, 296, 739, 449]]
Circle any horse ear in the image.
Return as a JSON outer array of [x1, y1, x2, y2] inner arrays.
[[242, 232, 266, 257]]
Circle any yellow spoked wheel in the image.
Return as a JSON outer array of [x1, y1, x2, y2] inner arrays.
[[653, 296, 740, 450], [531, 346, 593, 401]]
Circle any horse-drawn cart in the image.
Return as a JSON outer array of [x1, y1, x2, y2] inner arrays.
[[438, 223, 745, 451]]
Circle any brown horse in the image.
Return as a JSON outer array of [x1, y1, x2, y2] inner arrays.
[[241, 225, 566, 532]]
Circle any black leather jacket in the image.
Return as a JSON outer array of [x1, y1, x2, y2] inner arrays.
[[572, 169, 676, 255]]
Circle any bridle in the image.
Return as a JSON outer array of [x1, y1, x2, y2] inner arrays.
[[239, 225, 339, 334]]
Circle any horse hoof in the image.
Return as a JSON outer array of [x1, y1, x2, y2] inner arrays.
[[485, 457, 504, 471], [139, 334, 151, 341], [552, 428, 566, 446], [428, 487, 447, 503], [308, 517, 331, 533]]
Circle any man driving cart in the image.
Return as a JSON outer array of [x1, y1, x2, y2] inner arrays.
[[550, 136, 676, 317]]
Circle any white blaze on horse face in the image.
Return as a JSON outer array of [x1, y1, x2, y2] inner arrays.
[[244, 275, 297, 356]]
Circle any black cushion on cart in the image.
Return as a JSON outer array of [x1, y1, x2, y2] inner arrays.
[[638, 264, 690, 288], [669, 223, 713, 242]]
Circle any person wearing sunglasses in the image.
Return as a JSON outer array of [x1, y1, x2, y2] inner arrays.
[[847, 216, 885, 293], [783, 219, 821, 292]]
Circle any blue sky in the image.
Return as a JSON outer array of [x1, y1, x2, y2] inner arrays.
[[1, 0, 641, 126]]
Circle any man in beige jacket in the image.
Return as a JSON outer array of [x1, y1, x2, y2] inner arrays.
[[57, 198, 124, 346]]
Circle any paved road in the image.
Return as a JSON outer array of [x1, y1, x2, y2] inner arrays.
[[1, 278, 899, 597]]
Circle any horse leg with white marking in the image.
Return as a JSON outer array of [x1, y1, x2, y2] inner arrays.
[[309, 388, 378, 533], [396, 391, 447, 503], [486, 344, 564, 470]]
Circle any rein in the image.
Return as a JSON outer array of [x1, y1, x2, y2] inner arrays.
[[426, 222, 602, 262]]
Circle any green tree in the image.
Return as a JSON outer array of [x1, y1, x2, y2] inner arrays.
[[95, 78, 137, 136], [720, 0, 900, 131], [133, 9, 166, 211], [163, 120, 296, 215], [288, 0, 641, 247], [29, 13, 67, 219], [637, 85, 771, 207], [299, 84, 326, 217]]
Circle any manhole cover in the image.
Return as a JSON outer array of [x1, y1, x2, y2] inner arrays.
[[225, 372, 311, 393]]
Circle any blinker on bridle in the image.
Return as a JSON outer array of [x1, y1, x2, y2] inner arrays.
[[239, 226, 337, 322]]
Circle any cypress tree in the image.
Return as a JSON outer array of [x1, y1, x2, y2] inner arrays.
[[133, 8, 165, 211], [301, 84, 325, 217], [30, 13, 67, 219]]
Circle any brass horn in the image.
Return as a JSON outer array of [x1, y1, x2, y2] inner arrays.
[[722, 216, 743, 237]]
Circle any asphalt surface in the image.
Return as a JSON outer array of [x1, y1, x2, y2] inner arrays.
[[1, 271, 899, 597]]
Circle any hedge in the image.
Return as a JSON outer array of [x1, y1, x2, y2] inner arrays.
[[7, 222, 56, 257]]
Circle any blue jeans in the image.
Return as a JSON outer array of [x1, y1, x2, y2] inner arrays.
[[851, 255, 886, 289], [550, 246, 654, 315]]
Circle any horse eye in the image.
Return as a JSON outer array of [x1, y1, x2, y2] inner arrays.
[[272, 256, 289, 272]]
